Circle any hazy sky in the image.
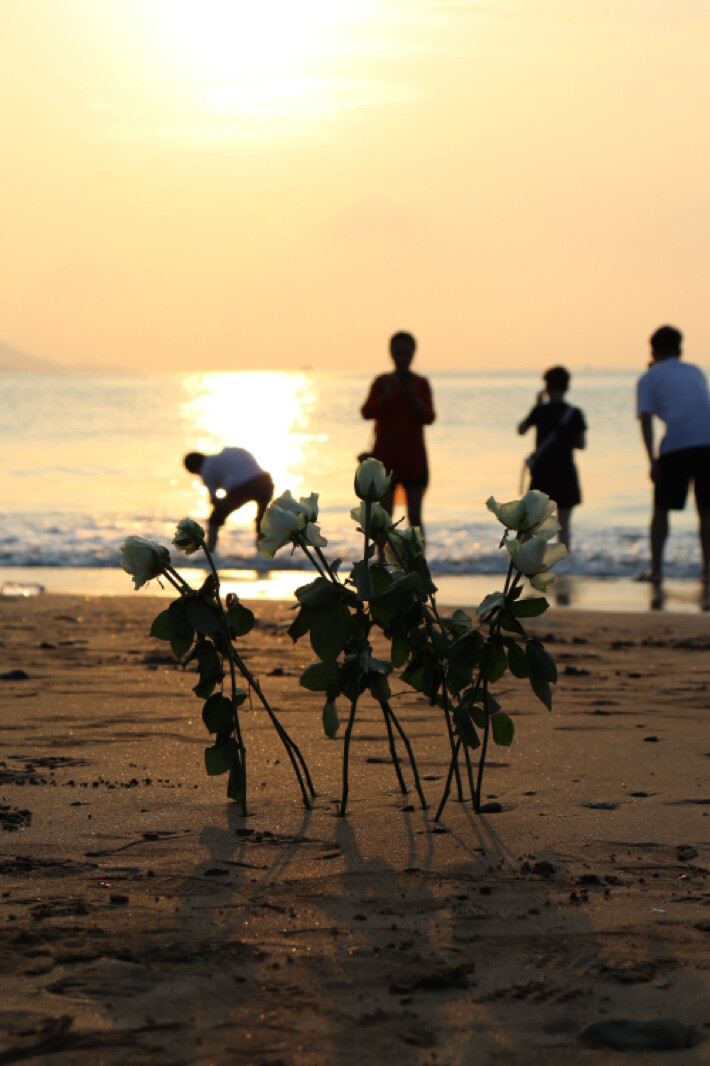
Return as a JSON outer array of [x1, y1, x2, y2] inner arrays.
[[1, 0, 709, 372]]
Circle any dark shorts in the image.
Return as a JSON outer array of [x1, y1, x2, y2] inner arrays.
[[530, 463, 581, 509], [210, 472, 274, 527], [655, 446, 710, 511]]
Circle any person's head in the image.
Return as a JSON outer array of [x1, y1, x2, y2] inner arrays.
[[650, 325, 682, 361], [389, 331, 416, 372], [543, 365, 570, 395], [183, 451, 205, 474]]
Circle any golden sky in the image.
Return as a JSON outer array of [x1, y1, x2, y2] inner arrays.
[[1, 0, 708, 372]]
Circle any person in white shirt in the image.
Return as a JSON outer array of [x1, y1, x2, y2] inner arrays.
[[183, 447, 274, 552], [636, 325, 710, 593]]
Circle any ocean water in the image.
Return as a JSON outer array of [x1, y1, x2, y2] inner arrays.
[[0, 368, 707, 583]]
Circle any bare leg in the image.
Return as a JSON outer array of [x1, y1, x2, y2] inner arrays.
[[698, 507, 710, 584], [404, 486, 426, 548], [207, 518, 220, 554], [374, 485, 395, 563], [650, 506, 669, 584], [557, 507, 572, 551]]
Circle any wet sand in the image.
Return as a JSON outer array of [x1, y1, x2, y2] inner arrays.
[[1, 594, 709, 1064]]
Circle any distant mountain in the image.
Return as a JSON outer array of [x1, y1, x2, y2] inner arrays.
[[0, 341, 64, 372]]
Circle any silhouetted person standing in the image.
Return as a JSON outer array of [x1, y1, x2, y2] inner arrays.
[[636, 325, 710, 594], [361, 332, 435, 545], [518, 366, 586, 550], [183, 447, 274, 553]]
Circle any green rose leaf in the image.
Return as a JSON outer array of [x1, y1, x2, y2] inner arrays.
[[299, 661, 340, 692], [391, 631, 410, 668], [491, 712, 515, 746], [504, 638, 529, 678], [296, 577, 339, 609], [204, 737, 240, 776], [170, 633, 194, 659], [309, 600, 353, 662], [368, 672, 391, 702], [227, 600, 255, 637], [526, 639, 557, 683], [511, 597, 549, 618], [168, 599, 194, 657], [477, 591, 506, 621], [529, 673, 552, 710], [454, 706, 481, 749], [479, 641, 508, 683], [498, 609, 526, 635], [150, 609, 174, 642], [288, 604, 312, 642], [185, 596, 221, 638], [450, 609, 473, 633], [202, 694, 235, 734], [322, 699, 340, 738]]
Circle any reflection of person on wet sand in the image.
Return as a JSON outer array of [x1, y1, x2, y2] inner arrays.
[[361, 332, 435, 552], [183, 447, 274, 552]]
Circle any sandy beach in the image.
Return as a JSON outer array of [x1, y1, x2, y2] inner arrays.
[[1, 593, 709, 1064]]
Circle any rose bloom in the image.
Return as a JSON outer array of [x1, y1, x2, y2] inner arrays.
[[487, 491, 559, 535], [120, 536, 171, 589], [506, 531, 567, 576], [354, 458, 392, 503], [172, 517, 205, 555]]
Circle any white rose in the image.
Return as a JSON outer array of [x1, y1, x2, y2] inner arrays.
[[303, 522, 328, 549], [258, 506, 302, 559], [529, 570, 557, 592], [350, 501, 394, 536], [384, 526, 423, 569], [120, 535, 171, 589], [355, 458, 392, 502], [273, 489, 318, 523], [520, 490, 559, 533], [487, 491, 559, 534], [486, 496, 528, 531], [506, 531, 567, 575], [172, 517, 205, 555]]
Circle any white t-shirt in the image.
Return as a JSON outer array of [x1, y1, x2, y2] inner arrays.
[[200, 448, 265, 500], [636, 358, 710, 454]]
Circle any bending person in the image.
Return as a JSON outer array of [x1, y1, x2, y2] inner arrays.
[[183, 447, 274, 553], [518, 366, 586, 549], [361, 331, 435, 547]]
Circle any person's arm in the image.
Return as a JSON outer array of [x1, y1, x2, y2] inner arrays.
[[573, 409, 586, 450], [411, 376, 435, 424], [639, 412, 660, 482], [361, 376, 384, 420], [518, 404, 539, 436]]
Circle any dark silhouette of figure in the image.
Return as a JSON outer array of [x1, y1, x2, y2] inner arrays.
[[361, 332, 436, 547], [637, 325, 710, 595], [518, 366, 586, 549], [183, 447, 274, 553]]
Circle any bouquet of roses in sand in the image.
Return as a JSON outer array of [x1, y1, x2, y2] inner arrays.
[[120, 463, 565, 819]]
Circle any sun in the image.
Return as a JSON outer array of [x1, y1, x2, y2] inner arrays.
[[150, 0, 364, 82]]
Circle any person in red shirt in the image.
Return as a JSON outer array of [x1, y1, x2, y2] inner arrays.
[[361, 332, 436, 547]]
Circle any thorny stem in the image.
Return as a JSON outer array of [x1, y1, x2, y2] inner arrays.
[[435, 737, 461, 822], [378, 698, 407, 795], [299, 543, 329, 581], [475, 695, 491, 814], [203, 541, 314, 809], [381, 698, 428, 810], [339, 696, 360, 817]]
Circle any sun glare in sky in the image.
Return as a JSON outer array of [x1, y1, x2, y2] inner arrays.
[[144, 0, 371, 120]]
